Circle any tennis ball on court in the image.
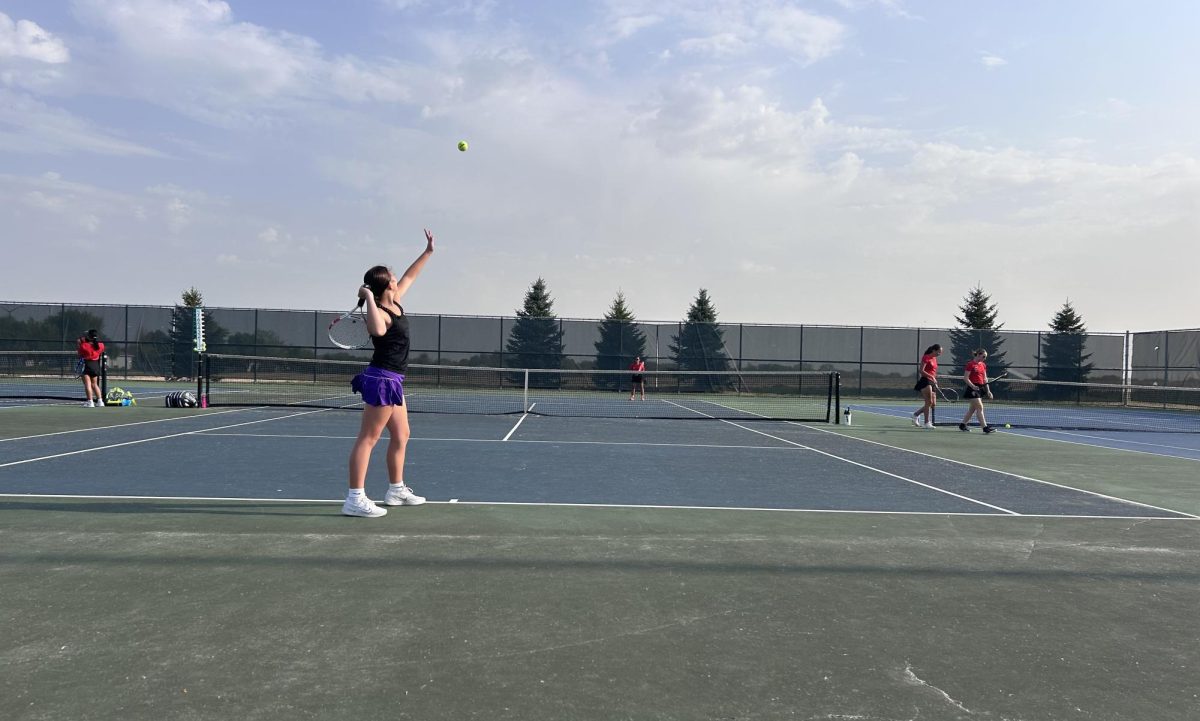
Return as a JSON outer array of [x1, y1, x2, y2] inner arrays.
[[1004, 423, 1011, 428], [458, 140, 468, 152]]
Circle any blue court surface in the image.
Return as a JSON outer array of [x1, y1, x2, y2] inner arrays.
[[2, 405, 1195, 519], [852, 401, 1200, 461]]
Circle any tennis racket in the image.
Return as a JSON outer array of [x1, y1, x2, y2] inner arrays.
[[327, 299, 371, 350], [936, 385, 959, 402], [73, 357, 86, 378], [985, 372, 1009, 385]]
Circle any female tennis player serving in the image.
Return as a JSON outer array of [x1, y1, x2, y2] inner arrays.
[[959, 348, 996, 434], [911, 343, 941, 428], [343, 229, 435, 518]]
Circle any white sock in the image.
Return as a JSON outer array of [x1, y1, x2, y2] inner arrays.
[[347, 488, 365, 499]]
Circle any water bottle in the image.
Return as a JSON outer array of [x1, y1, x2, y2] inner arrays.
[[843, 407, 852, 426]]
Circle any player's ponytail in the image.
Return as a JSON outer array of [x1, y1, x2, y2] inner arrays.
[[361, 266, 391, 308]]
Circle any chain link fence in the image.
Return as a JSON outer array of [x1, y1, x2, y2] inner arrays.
[[6, 300, 1191, 396]]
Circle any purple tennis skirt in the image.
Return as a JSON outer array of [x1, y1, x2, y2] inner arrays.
[[351, 366, 405, 407]]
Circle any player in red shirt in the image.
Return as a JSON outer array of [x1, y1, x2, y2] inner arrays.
[[960, 348, 996, 433], [76, 329, 105, 408], [911, 344, 942, 428], [628, 356, 646, 400]]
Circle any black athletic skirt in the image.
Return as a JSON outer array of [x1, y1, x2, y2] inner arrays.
[[631, 374, 645, 384], [914, 376, 933, 392], [963, 385, 986, 400], [82, 359, 102, 378]]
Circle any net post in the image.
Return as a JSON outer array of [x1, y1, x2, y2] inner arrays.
[[832, 372, 840, 424], [523, 369, 530, 412], [202, 353, 211, 406], [100, 353, 109, 402], [197, 353, 207, 408]]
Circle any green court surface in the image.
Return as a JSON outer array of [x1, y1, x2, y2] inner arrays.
[[3, 502, 1199, 720], [2, 405, 1199, 720]]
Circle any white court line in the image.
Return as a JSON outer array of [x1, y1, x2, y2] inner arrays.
[[0, 407, 257, 443], [657, 398, 1017, 515], [0, 408, 336, 469], [0, 492, 1189, 520], [502, 403, 535, 442], [793, 408, 1198, 519], [1010, 427, 1200, 460], [856, 405, 1200, 461]]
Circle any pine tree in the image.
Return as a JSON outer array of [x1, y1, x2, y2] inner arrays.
[[669, 289, 732, 390], [1040, 300, 1093, 388], [948, 285, 1008, 378], [505, 278, 565, 384], [170, 289, 203, 380], [170, 288, 225, 379], [593, 292, 647, 390]]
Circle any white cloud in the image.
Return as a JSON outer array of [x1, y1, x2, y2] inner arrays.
[[216, 253, 239, 264], [602, 1, 846, 64], [0, 12, 70, 63], [979, 53, 1007, 69], [0, 88, 163, 156], [165, 197, 192, 234], [756, 5, 846, 64], [67, 0, 422, 125]]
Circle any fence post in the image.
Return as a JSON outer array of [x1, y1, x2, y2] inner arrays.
[[858, 326, 864, 397]]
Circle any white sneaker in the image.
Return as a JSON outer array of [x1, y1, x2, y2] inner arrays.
[[925, 422, 935, 429], [383, 484, 426, 506], [94, 399, 104, 407], [83, 400, 94, 407], [342, 496, 387, 518], [911, 415, 922, 427]]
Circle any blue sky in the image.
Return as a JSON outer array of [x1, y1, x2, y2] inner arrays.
[[1, 0, 1197, 330]]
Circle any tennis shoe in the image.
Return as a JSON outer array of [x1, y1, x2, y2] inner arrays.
[[924, 422, 935, 429], [83, 400, 94, 407], [982, 425, 996, 434], [911, 415, 923, 427], [342, 496, 387, 518], [958, 423, 969, 432], [383, 484, 426, 506]]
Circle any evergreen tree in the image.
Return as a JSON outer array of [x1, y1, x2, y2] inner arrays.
[[593, 292, 647, 389], [170, 288, 227, 379], [669, 289, 732, 390], [1040, 300, 1093, 387], [948, 285, 1008, 378], [505, 278, 565, 384]]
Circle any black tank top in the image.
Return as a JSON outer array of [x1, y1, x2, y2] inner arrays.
[[369, 306, 410, 373]]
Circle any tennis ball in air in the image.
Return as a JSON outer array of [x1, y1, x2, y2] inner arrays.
[[458, 140, 468, 152], [1004, 423, 1011, 428]]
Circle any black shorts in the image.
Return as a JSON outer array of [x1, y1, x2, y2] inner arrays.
[[82, 359, 102, 378], [963, 386, 986, 400], [630, 374, 645, 385], [914, 376, 933, 392]]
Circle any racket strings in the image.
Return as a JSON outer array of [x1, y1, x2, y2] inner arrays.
[[329, 313, 371, 350]]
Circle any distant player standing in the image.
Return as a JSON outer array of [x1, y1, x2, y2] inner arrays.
[[911, 344, 941, 428], [628, 356, 646, 400], [76, 329, 105, 408]]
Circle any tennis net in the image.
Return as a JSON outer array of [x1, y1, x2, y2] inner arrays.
[[933, 377, 1200, 433], [203, 353, 840, 422], [0, 350, 103, 402]]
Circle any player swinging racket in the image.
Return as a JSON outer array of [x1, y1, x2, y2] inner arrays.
[[912, 343, 942, 428], [342, 229, 435, 518], [960, 348, 996, 434], [628, 356, 646, 400]]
